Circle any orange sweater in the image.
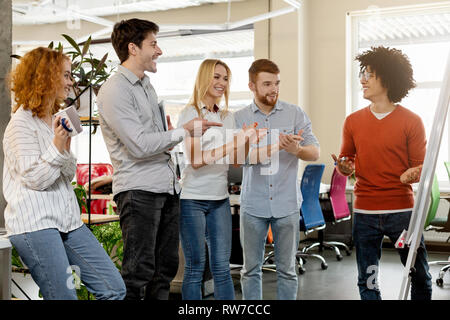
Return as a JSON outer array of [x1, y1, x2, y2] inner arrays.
[[340, 106, 426, 211]]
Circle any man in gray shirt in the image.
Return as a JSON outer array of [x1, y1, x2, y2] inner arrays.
[[234, 59, 320, 300], [97, 19, 221, 300]]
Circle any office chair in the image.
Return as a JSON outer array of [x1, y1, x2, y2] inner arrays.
[[425, 167, 450, 287], [297, 164, 328, 274], [317, 167, 352, 260]]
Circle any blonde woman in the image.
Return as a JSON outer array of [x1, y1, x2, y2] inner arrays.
[[176, 59, 263, 300]]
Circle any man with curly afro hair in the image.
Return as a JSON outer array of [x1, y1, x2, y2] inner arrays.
[[332, 46, 432, 300]]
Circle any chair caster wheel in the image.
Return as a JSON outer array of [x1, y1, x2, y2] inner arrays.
[[436, 278, 444, 287], [336, 255, 343, 261], [321, 262, 328, 270], [298, 266, 306, 275], [346, 250, 352, 256]]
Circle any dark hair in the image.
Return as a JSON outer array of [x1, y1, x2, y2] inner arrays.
[[111, 19, 159, 63], [248, 59, 280, 83], [356, 46, 415, 103]]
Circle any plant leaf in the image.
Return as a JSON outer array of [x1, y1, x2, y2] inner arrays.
[[94, 53, 108, 77], [62, 34, 81, 54], [57, 42, 64, 53], [81, 36, 91, 57]]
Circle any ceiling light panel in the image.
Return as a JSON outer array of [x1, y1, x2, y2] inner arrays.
[[12, 0, 243, 25]]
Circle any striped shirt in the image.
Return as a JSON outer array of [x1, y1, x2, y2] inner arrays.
[[3, 107, 83, 236]]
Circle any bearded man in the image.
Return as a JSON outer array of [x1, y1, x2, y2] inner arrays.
[[234, 59, 320, 300]]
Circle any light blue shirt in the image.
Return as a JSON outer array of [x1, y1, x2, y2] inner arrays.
[[234, 100, 319, 218]]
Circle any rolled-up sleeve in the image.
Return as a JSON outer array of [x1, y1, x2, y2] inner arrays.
[[296, 108, 319, 147]]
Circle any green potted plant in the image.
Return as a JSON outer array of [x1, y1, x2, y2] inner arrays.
[[55, 34, 115, 117]]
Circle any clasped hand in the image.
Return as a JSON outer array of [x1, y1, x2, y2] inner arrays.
[[279, 130, 304, 155], [236, 122, 268, 145]]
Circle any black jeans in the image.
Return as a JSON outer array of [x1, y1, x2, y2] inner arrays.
[[353, 211, 432, 300], [114, 190, 180, 300]]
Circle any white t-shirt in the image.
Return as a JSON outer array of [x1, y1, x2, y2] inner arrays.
[[371, 109, 392, 120], [176, 105, 236, 200]]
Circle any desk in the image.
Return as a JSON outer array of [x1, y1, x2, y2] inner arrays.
[[81, 214, 119, 225]]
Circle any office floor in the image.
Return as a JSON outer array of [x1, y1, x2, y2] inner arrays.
[[207, 247, 450, 300]]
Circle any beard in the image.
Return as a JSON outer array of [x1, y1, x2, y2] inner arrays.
[[255, 89, 278, 107]]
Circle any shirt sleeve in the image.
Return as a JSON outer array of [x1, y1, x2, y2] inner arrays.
[[97, 85, 183, 160], [339, 116, 356, 161], [406, 116, 427, 167], [295, 107, 320, 147], [3, 117, 68, 191], [60, 150, 77, 180]]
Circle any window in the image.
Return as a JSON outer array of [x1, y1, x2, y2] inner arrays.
[[347, 3, 450, 181]]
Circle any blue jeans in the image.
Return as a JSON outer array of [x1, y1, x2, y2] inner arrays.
[[353, 211, 432, 300], [9, 225, 126, 300], [240, 211, 300, 300], [179, 198, 235, 300]]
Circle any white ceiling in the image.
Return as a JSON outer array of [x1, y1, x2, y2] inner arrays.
[[12, 0, 300, 44], [12, 0, 261, 62], [12, 0, 242, 26]]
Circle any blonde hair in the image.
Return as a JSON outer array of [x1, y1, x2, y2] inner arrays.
[[186, 59, 231, 119], [9, 47, 70, 118]]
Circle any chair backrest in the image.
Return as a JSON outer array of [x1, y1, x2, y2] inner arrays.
[[300, 164, 326, 230], [329, 168, 351, 220], [76, 163, 114, 214], [76, 163, 114, 186], [424, 175, 440, 229]]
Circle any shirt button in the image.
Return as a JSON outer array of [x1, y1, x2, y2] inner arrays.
[[270, 197, 273, 200], [270, 184, 273, 187]]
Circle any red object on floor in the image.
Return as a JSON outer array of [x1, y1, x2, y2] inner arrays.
[[76, 163, 113, 214]]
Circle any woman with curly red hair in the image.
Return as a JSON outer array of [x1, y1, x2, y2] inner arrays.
[[3, 47, 126, 300]]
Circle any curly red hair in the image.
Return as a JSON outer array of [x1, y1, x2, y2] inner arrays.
[[9, 47, 70, 118]]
